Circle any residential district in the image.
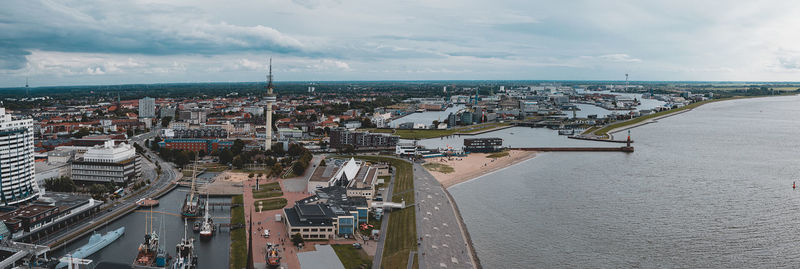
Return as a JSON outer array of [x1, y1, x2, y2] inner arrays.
[[0, 71, 792, 269]]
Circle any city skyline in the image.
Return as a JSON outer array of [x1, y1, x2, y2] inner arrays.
[[4, 0, 800, 87]]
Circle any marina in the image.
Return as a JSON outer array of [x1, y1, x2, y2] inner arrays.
[[49, 188, 232, 269]]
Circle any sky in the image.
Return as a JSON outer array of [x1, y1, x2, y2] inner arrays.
[[2, 0, 800, 87]]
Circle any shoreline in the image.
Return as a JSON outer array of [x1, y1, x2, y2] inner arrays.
[[422, 150, 538, 189]]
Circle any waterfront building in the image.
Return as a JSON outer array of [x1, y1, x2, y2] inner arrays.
[[70, 141, 141, 184], [464, 137, 503, 153], [283, 186, 369, 239], [138, 97, 156, 118], [395, 143, 417, 156], [0, 108, 38, 205], [329, 128, 398, 149]]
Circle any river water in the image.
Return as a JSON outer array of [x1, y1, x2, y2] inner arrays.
[[448, 95, 800, 268], [52, 188, 231, 269], [389, 105, 465, 127]]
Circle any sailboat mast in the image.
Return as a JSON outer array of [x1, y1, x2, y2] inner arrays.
[[190, 155, 197, 202]]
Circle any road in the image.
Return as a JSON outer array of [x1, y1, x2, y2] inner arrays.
[[413, 163, 474, 269], [39, 128, 180, 247], [372, 167, 396, 269]]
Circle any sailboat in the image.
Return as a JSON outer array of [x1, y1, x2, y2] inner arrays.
[[182, 157, 203, 217], [132, 208, 168, 268], [172, 220, 198, 269], [199, 193, 214, 239]]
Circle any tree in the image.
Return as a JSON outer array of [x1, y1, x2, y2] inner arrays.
[[291, 233, 304, 247], [174, 151, 190, 167], [270, 143, 285, 157], [232, 156, 245, 169], [319, 159, 326, 166], [248, 173, 254, 179], [219, 149, 234, 164], [44, 176, 77, 192], [126, 129, 134, 138], [161, 116, 173, 128], [73, 127, 91, 138], [232, 139, 245, 156]]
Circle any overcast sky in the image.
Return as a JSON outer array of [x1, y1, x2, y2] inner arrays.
[[2, 0, 800, 87]]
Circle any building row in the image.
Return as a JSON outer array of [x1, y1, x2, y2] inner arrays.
[[329, 128, 399, 149]]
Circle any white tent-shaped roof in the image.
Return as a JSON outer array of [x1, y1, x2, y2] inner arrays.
[[331, 157, 361, 183]]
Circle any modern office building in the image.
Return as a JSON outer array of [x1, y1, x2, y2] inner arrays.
[[283, 186, 369, 240], [463, 137, 503, 153], [0, 108, 38, 205], [70, 140, 141, 184], [138, 97, 156, 118], [329, 128, 399, 149]]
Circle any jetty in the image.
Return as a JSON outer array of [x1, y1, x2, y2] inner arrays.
[[508, 147, 634, 153]]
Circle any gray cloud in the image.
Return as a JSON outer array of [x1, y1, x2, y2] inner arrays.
[[0, 0, 307, 70]]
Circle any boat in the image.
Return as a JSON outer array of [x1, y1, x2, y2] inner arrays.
[[56, 227, 125, 269], [133, 209, 168, 269], [172, 220, 198, 269], [199, 194, 214, 239], [558, 129, 575, 136], [182, 158, 204, 217], [136, 198, 160, 208], [266, 242, 281, 269]]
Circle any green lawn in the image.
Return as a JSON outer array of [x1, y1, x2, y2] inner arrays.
[[252, 182, 283, 199], [343, 156, 416, 269], [332, 244, 373, 269], [253, 198, 288, 212], [486, 150, 510, 158], [229, 195, 246, 269], [422, 163, 454, 174]]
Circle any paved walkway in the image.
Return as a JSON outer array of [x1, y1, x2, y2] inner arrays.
[[372, 169, 396, 269], [414, 163, 475, 269]]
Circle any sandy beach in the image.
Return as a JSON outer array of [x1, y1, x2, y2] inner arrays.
[[423, 150, 537, 188]]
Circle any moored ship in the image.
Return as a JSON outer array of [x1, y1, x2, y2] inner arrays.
[[182, 158, 204, 217], [57, 227, 125, 269], [198, 194, 214, 239], [172, 220, 198, 269]]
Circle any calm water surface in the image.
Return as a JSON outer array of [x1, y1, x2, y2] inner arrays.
[[451, 95, 800, 268]]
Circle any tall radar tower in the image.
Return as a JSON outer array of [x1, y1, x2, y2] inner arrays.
[[264, 58, 277, 150]]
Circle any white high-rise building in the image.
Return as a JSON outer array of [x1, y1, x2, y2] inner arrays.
[[139, 97, 156, 118], [0, 108, 37, 205]]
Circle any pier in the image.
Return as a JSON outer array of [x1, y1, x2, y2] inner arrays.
[[508, 147, 634, 152], [568, 135, 634, 143]]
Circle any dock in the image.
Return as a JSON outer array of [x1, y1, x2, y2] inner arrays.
[[508, 147, 634, 152], [567, 135, 633, 143]]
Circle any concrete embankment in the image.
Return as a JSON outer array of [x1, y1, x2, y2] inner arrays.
[[508, 147, 634, 152]]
